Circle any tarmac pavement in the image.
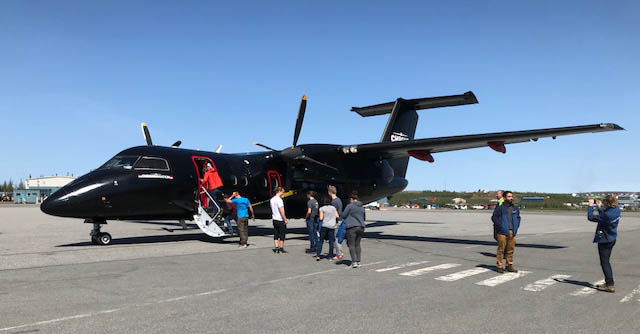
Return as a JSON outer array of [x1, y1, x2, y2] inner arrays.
[[1, 206, 640, 333]]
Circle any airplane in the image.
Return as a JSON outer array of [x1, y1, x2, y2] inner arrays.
[[40, 91, 623, 245]]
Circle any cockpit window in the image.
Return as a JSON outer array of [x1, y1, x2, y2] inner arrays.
[[99, 156, 140, 170], [133, 157, 170, 171]]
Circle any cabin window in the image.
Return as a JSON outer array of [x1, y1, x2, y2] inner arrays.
[[134, 157, 170, 171], [99, 156, 140, 170]]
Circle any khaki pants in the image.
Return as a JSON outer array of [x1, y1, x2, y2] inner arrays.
[[237, 218, 249, 246], [496, 231, 516, 268]]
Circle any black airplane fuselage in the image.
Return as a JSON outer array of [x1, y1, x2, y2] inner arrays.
[[41, 144, 407, 221], [40, 91, 623, 240]]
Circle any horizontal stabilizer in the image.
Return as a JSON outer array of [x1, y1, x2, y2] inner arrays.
[[351, 91, 478, 117]]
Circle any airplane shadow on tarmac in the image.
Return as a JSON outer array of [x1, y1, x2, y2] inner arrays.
[[56, 220, 564, 250], [363, 231, 566, 250], [56, 225, 312, 247]]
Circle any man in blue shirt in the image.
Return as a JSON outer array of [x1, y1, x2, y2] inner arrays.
[[231, 191, 254, 248]]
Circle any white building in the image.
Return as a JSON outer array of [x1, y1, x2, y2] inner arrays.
[[25, 176, 75, 189]]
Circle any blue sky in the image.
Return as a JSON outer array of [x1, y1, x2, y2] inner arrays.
[[1, 1, 637, 192]]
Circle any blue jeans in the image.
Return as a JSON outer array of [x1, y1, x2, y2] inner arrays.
[[316, 227, 335, 258], [598, 241, 616, 285], [306, 217, 320, 249], [224, 216, 236, 235]]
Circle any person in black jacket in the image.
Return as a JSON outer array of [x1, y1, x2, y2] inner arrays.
[[340, 191, 366, 268]]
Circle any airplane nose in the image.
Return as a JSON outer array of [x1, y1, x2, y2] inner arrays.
[[40, 189, 70, 217]]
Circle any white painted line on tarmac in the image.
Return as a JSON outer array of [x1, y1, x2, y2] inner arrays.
[[620, 284, 640, 303], [0, 312, 100, 332], [463, 245, 481, 249], [435, 267, 491, 282], [375, 261, 430, 272], [476, 271, 532, 287], [570, 280, 605, 296], [523, 274, 571, 292], [0, 262, 387, 332], [356, 260, 387, 268], [399, 263, 461, 277]]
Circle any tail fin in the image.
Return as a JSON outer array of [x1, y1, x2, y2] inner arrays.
[[351, 92, 478, 177]]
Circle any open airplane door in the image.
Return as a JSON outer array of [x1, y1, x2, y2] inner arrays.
[[191, 156, 228, 237]]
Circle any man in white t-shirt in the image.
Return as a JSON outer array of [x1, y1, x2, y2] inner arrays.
[[270, 187, 288, 254]]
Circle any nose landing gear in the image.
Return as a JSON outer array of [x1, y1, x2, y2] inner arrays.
[[85, 219, 112, 246]]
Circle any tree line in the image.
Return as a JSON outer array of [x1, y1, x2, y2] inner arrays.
[[0, 180, 25, 192]]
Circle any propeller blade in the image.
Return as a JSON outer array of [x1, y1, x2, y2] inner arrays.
[[171, 140, 182, 148], [215, 145, 223, 153], [141, 122, 153, 145], [295, 155, 339, 172], [292, 95, 307, 147], [252, 142, 277, 152]]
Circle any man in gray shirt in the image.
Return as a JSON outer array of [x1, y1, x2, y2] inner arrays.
[[305, 191, 320, 253], [328, 185, 345, 260]]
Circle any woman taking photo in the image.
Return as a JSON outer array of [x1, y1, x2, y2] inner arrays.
[[587, 194, 621, 293]]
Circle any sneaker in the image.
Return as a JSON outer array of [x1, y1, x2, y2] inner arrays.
[[506, 265, 518, 273], [315, 256, 321, 261], [272, 248, 277, 253], [596, 284, 615, 293], [497, 267, 504, 274], [331, 256, 340, 260], [280, 249, 288, 254], [243, 244, 248, 248], [351, 262, 358, 268], [275, 248, 280, 254]]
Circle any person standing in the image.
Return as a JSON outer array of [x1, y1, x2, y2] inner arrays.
[[588, 194, 621, 293], [231, 191, 254, 248], [305, 191, 320, 253], [270, 187, 288, 254], [493, 190, 504, 241], [316, 197, 338, 261], [340, 191, 366, 268], [328, 185, 345, 260], [491, 191, 520, 273]]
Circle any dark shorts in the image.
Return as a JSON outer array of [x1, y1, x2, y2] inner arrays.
[[273, 220, 286, 241]]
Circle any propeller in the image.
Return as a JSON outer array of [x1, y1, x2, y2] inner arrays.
[[140, 122, 182, 148], [252, 142, 277, 152], [141, 123, 153, 145], [251, 96, 339, 172], [292, 95, 307, 147]]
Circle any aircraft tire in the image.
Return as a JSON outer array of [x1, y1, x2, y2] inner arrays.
[[97, 232, 112, 246]]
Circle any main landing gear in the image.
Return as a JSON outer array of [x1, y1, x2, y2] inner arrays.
[[85, 219, 112, 246]]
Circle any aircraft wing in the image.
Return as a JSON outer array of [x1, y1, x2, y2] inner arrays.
[[339, 123, 623, 160]]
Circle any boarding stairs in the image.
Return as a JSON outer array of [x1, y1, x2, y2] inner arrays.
[[193, 187, 230, 237]]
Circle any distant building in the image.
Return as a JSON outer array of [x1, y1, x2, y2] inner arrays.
[[14, 176, 75, 204], [618, 195, 639, 208]]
